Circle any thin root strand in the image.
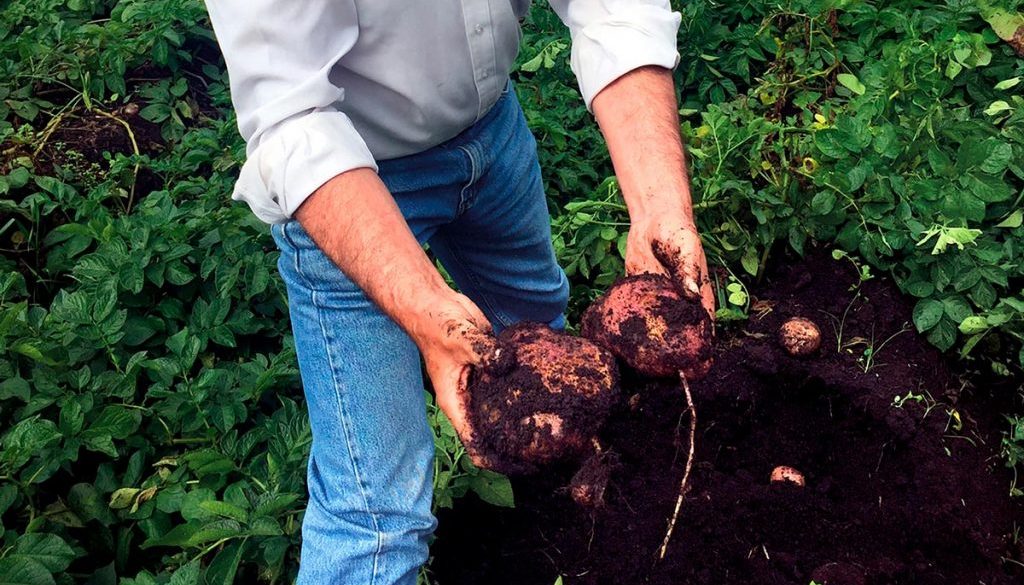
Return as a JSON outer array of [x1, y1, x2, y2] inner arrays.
[[656, 373, 697, 561]]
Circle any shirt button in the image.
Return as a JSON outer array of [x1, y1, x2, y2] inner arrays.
[[474, 24, 484, 35], [481, 69, 490, 79]]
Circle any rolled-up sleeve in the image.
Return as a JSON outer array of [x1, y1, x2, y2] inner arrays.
[[206, 1, 377, 224], [548, 0, 682, 110]]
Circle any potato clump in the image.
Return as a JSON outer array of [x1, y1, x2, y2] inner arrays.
[[467, 323, 620, 475], [581, 274, 713, 379]]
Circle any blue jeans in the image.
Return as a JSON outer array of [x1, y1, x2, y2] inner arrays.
[[271, 85, 569, 584]]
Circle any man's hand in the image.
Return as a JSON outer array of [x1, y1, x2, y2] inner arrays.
[[591, 66, 715, 321], [408, 292, 499, 468], [295, 168, 498, 468], [625, 214, 714, 318]]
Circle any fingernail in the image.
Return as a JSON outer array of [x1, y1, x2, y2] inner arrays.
[[686, 280, 700, 295]]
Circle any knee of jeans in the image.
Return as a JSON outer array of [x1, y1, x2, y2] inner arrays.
[[303, 455, 437, 555]]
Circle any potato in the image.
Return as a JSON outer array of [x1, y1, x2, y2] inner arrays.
[[770, 465, 806, 486], [569, 451, 619, 508], [581, 274, 713, 379], [779, 317, 822, 357], [468, 323, 619, 475]]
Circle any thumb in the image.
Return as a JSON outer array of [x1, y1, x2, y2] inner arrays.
[[652, 240, 702, 299]]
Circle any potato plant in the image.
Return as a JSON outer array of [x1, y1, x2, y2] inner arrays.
[[0, 0, 1022, 584]]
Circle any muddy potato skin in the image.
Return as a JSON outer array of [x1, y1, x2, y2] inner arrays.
[[581, 274, 713, 379], [468, 323, 619, 475], [779, 317, 822, 357], [770, 465, 806, 486]]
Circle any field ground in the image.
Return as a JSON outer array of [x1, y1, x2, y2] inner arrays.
[[432, 251, 1024, 584], [1, 2, 1023, 584]]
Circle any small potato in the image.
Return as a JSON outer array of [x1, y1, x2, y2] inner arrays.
[[468, 323, 619, 475], [770, 465, 806, 486], [779, 317, 821, 357], [581, 274, 713, 379]]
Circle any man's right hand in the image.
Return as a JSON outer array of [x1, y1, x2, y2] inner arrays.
[[409, 292, 500, 469], [295, 168, 499, 469]]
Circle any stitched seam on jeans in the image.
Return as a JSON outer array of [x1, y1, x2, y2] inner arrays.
[[284, 222, 318, 293], [311, 289, 383, 583], [436, 235, 513, 328], [455, 144, 478, 216]]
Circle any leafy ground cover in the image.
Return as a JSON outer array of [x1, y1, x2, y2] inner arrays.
[[0, 1, 1022, 584]]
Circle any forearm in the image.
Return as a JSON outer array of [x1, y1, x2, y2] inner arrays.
[[591, 66, 693, 222], [294, 168, 452, 340]]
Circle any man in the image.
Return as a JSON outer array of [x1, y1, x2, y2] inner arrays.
[[205, 1, 714, 583]]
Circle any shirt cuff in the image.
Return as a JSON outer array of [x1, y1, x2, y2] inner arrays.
[[570, 5, 682, 111], [232, 111, 378, 224]]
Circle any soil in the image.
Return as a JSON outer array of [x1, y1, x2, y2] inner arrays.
[[581, 274, 713, 379], [468, 323, 620, 475], [432, 250, 1024, 585]]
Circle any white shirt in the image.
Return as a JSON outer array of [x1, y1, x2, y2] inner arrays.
[[205, 1, 681, 223]]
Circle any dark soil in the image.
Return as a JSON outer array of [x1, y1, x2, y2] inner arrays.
[[468, 323, 620, 475], [432, 251, 1024, 585], [581, 273, 713, 378]]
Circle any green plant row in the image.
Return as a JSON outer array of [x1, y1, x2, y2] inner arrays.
[[0, 0, 1022, 584]]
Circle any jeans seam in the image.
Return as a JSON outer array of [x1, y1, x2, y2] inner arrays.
[[455, 144, 478, 216], [283, 222, 319, 293], [310, 288, 384, 584]]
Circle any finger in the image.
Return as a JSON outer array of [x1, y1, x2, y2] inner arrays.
[[700, 277, 717, 324], [652, 239, 703, 299], [436, 365, 473, 436], [447, 365, 493, 470]]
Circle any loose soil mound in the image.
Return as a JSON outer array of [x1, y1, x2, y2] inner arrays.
[[432, 252, 1024, 585]]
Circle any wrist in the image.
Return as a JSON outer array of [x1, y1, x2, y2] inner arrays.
[[625, 188, 695, 227]]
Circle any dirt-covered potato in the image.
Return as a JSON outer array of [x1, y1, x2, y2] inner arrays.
[[770, 465, 806, 486], [779, 317, 822, 357], [581, 274, 713, 379], [468, 323, 620, 475], [569, 451, 619, 508]]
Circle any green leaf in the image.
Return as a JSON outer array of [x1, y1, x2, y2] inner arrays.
[[168, 561, 200, 585], [82, 407, 141, 441], [912, 299, 944, 332], [836, 73, 866, 95], [963, 174, 1012, 203], [926, 318, 957, 352], [0, 557, 54, 585], [942, 296, 972, 323], [141, 519, 243, 549], [995, 210, 1023, 228], [199, 501, 248, 523], [468, 471, 515, 508], [904, 281, 935, 298], [995, 77, 1021, 90], [0, 377, 29, 402], [740, 247, 759, 276], [959, 316, 989, 334], [109, 488, 140, 510], [204, 541, 244, 585], [984, 101, 1012, 116], [1, 417, 62, 469], [69, 483, 116, 524], [10, 534, 75, 573]]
